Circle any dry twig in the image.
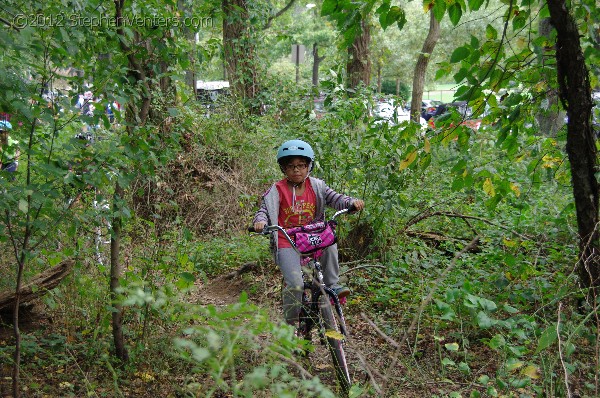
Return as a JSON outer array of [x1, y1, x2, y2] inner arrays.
[[405, 210, 530, 240]]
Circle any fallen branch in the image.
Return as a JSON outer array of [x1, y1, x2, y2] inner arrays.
[[0, 259, 74, 311], [405, 230, 481, 254], [340, 264, 386, 276], [405, 211, 530, 240], [221, 262, 258, 280]]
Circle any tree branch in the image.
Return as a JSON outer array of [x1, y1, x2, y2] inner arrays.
[[340, 264, 386, 276], [405, 210, 530, 240], [263, 0, 297, 30]]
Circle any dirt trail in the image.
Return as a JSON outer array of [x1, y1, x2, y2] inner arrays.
[[194, 276, 246, 306], [190, 266, 429, 397]]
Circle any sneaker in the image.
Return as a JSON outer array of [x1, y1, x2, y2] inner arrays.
[[332, 285, 351, 299]]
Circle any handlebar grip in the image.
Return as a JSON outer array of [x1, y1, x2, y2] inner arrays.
[[248, 227, 256, 233], [348, 203, 358, 213]]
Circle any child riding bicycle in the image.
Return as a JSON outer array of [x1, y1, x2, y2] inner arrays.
[[253, 139, 365, 326]]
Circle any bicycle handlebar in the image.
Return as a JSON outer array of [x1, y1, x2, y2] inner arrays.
[[248, 204, 358, 251]]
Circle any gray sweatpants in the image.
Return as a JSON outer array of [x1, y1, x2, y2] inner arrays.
[[276, 244, 340, 325]]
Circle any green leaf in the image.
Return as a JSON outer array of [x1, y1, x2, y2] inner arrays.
[[478, 375, 490, 384], [386, 6, 404, 30], [488, 334, 506, 349], [433, 0, 446, 22], [512, 13, 527, 31], [450, 47, 470, 63], [396, 10, 407, 30], [468, 0, 485, 11], [535, 325, 558, 354], [18, 198, 29, 213], [503, 304, 519, 314], [476, 311, 494, 328], [459, 362, 471, 374], [470, 390, 481, 398], [486, 24, 498, 40], [341, 23, 358, 47], [179, 272, 196, 283], [376, 1, 391, 28], [448, 3, 463, 26], [321, 0, 339, 16]]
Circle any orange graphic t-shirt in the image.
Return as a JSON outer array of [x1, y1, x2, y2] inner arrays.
[[276, 179, 316, 248]]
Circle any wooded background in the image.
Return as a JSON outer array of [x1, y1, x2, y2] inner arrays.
[[1, 0, 599, 396]]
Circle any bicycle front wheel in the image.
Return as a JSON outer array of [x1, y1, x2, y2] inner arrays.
[[318, 293, 351, 395]]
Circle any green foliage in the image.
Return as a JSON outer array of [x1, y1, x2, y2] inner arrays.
[[380, 79, 410, 98], [174, 296, 338, 397], [2, 0, 599, 397], [191, 234, 270, 277]]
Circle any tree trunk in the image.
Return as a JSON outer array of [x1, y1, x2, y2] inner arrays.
[[410, 12, 440, 122], [110, 181, 129, 362], [347, 19, 371, 90], [179, 0, 196, 93], [312, 43, 325, 87], [377, 61, 382, 94], [547, 0, 600, 296], [222, 0, 260, 112], [534, 18, 565, 137], [396, 78, 400, 96], [10, 109, 40, 398], [12, 254, 25, 398]]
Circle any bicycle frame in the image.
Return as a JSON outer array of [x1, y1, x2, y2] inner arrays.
[[299, 256, 348, 339], [252, 208, 353, 393]]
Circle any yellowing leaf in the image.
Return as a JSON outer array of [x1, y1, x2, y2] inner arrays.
[[503, 237, 517, 248], [325, 330, 345, 341], [135, 371, 155, 382], [521, 365, 541, 379], [483, 178, 495, 196], [542, 154, 562, 168], [506, 360, 524, 372], [399, 150, 417, 170], [424, 138, 431, 153], [59, 382, 73, 389], [510, 182, 521, 197], [445, 342, 460, 351]]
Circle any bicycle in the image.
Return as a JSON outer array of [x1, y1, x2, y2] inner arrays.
[[250, 207, 355, 396]]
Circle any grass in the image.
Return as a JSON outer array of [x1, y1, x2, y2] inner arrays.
[[423, 82, 460, 103]]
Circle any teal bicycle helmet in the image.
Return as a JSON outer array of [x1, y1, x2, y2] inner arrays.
[[276, 139, 315, 164]]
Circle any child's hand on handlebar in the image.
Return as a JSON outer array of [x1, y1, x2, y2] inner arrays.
[[351, 200, 365, 212], [254, 221, 267, 233]]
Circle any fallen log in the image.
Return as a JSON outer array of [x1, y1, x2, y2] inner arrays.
[[0, 259, 75, 311], [221, 262, 258, 280]]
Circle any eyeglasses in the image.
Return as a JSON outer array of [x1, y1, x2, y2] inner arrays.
[[284, 163, 308, 171]]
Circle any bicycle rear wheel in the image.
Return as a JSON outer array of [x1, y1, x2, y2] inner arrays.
[[318, 293, 351, 396], [297, 287, 314, 341]]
